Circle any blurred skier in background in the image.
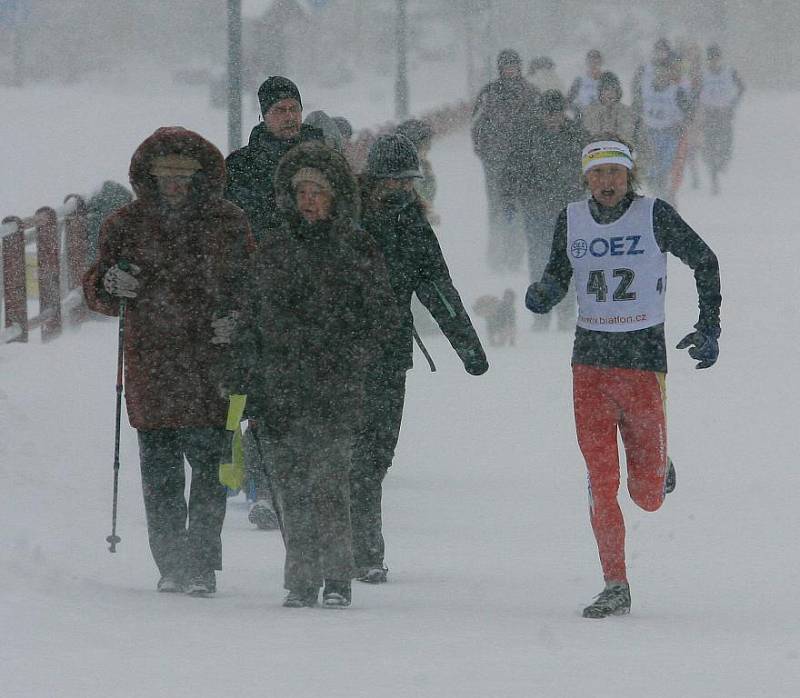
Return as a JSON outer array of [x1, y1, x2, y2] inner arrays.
[[674, 41, 704, 193], [699, 44, 745, 195], [567, 49, 604, 122], [471, 48, 540, 273], [632, 39, 693, 203], [582, 72, 638, 145], [516, 89, 584, 331], [527, 56, 564, 95], [582, 71, 647, 190], [525, 136, 721, 618]]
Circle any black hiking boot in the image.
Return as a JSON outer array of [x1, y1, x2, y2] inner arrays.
[[185, 571, 216, 597], [283, 588, 319, 608], [356, 566, 388, 584], [322, 580, 352, 608], [157, 574, 185, 593], [582, 582, 631, 618]]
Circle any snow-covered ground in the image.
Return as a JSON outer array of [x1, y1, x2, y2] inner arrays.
[[2, 66, 799, 697]]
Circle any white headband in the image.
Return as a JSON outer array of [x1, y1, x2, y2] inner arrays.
[[581, 140, 634, 174]]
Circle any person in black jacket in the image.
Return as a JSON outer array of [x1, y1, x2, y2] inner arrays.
[[232, 141, 400, 608], [225, 76, 323, 240], [471, 49, 541, 272], [225, 75, 323, 529], [518, 90, 586, 331], [526, 136, 721, 618], [352, 134, 488, 584]]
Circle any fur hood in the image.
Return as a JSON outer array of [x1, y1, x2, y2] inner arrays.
[[128, 126, 225, 203], [273, 141, 359, 224]]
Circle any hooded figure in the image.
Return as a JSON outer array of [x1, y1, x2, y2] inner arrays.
[[83, 126, 254, 596], [233, 141, 400, 609]]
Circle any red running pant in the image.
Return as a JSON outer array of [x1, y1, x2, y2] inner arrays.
[[573, 364, 669, 583]]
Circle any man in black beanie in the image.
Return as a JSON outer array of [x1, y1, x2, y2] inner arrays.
[[224, 76, 323, 532], [225, 76, 323, 240], [471, 49, 540, 272]]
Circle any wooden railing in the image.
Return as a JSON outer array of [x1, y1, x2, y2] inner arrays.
[[1, 194, 89, 343]]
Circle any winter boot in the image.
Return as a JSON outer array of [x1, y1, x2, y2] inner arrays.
[[248, 500, 280, 530], [582, 582, 631, 618], [357, 566, 388, 584], [665, 459, 676, 494], [185, 570, 216, 597], [322, 580, 352, 608], [157, 574, 184, 593], [283, 588, 319, 608]]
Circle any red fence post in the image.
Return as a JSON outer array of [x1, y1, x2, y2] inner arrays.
[[1, 216, 28, 342], [34, 206, 62, 342], [63, 194, 89, 325]]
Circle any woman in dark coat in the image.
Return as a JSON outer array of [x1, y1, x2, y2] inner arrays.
[[234, 141, 400, 608], [83, 127, 254, 596], [352, 134, 488, 584]]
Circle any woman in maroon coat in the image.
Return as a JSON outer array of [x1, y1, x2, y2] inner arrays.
[[84, 126, 253, 596]]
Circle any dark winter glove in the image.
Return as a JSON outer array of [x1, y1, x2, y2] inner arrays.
[[525, 276, 561, 314], [103, 262, 141, 299], [676, 330, 719, 369], [463, 349, 489, 376]]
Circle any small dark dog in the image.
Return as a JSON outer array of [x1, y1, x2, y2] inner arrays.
[[472, 289, 517, 347]]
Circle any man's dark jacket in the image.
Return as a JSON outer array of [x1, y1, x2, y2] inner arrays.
[[225, 122, 323, 239]]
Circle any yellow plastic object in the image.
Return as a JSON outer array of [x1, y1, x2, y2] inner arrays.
[[226, 394, 247, 430], [219, 395, 247, 490]]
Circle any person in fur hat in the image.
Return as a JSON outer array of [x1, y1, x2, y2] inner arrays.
[[232, 141, 400, 609]]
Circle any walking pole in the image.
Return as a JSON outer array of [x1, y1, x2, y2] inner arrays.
[[411, 326, 436, 372], [106, 289, 128, 553]]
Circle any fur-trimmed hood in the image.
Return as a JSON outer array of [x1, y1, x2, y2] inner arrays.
[[274, 141, 359, 224], [129, 126, 225, 203]]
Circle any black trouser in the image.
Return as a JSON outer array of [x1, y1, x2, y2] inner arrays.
[[482, 164, 525, 273], [257, 419, 355, 593], [350, 367, 407, 570], [137, 427, 227, 579], [242, 423, 273, 505]]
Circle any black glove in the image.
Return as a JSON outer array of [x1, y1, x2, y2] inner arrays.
[[463, 353, 489, 376], [676, 330, 719, 369], [526, 276, 561, 314]]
